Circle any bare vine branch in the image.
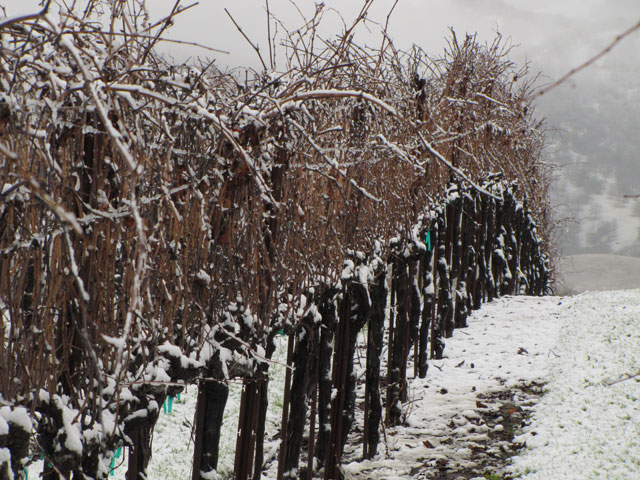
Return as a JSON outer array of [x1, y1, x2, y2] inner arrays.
[[537, 19, 640, 96]]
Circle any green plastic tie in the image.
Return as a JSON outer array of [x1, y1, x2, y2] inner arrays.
[[110, 447, 122, 476], [163, 396, 175, 414]]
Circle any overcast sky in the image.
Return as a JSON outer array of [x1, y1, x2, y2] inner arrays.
[[3, 0, 638, 74], [3, 1, 640, 256]]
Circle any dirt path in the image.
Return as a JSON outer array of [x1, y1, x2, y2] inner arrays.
[[410, 382, 544, 479], [338, 381, 545, 480]]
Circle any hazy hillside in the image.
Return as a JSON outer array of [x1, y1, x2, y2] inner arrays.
[[555, 254, 640, 295], [539, 51, 640, 257]]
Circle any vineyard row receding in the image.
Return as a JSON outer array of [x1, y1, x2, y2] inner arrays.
[[0, 2, 553, 479]]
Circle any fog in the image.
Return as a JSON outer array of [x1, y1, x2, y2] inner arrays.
[[556, 254, 640, 295], [3, 0, 640, 257]]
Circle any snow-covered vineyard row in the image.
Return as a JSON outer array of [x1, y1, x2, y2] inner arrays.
[[1, 1, 553, 479]]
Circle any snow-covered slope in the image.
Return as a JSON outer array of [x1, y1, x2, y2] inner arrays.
[[555, 254, 640, 295]]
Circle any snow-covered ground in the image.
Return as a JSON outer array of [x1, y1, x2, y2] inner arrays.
[[25, 289, 640, 479], [508, 290, 640, 479]]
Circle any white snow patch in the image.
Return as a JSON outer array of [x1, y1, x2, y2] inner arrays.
[[0, 416, 8, 436], [61, 405, 83, 455], [0, 449, 13, 480], [0, 406, 32, 433], [341, 259, 355, 280], [196, 269, 211, 285]]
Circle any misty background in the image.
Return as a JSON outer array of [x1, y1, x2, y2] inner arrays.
[[3, 0, 640, 259]]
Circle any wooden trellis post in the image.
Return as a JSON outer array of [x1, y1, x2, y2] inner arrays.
[[315, 292, 338, 467], [192, 382, 228, 480], [276, 334, 295, 480], [364, 263, 387, 458], [283, 319, 315, 479], [430, 218, 443, 360], [418, 225, 434, 377], [324, 290, 351, 480]]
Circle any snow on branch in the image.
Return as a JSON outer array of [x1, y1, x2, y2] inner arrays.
[[51, 27, 139, 173], [287, 117, 381, 202], [272, 89, 397, 116], [418, 133, 502, 201]]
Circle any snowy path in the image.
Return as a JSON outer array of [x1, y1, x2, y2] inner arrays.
[[341, 290, 640, 480], [342, 294, 568, 479]]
